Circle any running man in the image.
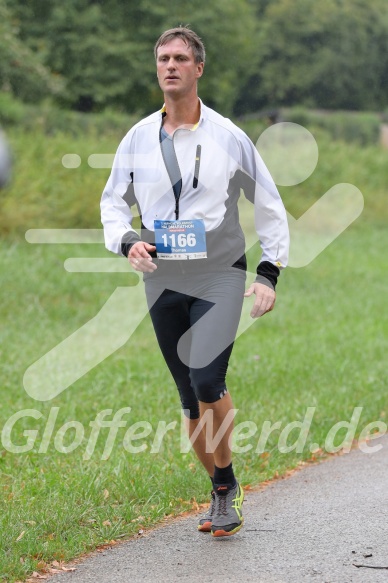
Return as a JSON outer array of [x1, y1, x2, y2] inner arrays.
[[101, 26, 289, 537]]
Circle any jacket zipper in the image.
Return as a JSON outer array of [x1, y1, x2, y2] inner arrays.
[[193, 144, 201, 188]]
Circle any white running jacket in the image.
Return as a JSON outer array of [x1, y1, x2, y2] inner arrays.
[[101, 100, 289, 286]]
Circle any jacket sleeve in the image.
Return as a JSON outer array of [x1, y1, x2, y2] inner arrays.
[[100, 131, 141, 256], [238, 131, 290, 288]]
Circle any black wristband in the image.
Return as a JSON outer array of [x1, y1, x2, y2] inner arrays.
[[121, 231, 141, 257], [256, 261, 280, 290]]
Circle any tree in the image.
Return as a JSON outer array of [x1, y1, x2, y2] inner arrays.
[[6, 0, 388, 114], [0, 0, 62, 103], [9, 0, 259, 115], [248, 0, 388, 111]]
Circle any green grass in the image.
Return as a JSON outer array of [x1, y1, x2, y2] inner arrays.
[[0, 126, 387, 580], [1, 226, 387, 581]]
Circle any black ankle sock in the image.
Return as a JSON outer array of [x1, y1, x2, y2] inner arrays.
[[213, 463, 236, 488]]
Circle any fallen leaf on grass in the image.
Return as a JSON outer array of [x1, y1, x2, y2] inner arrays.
[[131, 515, 145, 523], [198, 502, 209, 510], [102, 520, 112, 527], [16, 531, 26, 542], [36, 561, 48, 571], [49, 561, 75, 575], [46, 565, 76, 573], [96, 541, 118, 552], [103, 489, 109, 499], [190, 498, 199, 511]]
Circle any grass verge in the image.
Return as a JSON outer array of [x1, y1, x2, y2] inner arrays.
[[0, 221, 387, 581]]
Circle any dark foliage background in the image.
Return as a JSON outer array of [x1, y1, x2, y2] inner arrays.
[[1, 0, 387, 116]]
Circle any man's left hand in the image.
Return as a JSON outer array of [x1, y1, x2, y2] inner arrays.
[[244, 283, 276, 318]]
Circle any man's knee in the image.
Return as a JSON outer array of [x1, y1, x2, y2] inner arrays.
[[190, 372, 228, 404]]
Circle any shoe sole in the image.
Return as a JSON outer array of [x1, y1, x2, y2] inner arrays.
[[211, 518, 244, 537], [197, 521, 212, 532]]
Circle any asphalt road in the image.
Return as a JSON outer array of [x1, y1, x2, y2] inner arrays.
[[48, 435, 388, 583]]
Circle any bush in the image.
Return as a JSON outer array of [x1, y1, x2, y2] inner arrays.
[[0, 92, 27, 126], [0, 92, 139, 138], [283, 108, 382, 146]]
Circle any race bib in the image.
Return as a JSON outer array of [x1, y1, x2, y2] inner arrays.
[[154, 219, 207, 260]]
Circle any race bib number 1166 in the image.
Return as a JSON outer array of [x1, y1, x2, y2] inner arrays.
[[154, 219, 207, 260]]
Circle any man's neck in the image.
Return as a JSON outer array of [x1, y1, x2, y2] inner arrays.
[[162, 94, 201, 133]]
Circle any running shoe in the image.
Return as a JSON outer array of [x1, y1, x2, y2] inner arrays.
[[211, 482, 244, 537], [197, 490, 215, 532]]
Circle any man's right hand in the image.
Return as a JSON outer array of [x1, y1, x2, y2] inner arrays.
[[128, 242, 157, 273]]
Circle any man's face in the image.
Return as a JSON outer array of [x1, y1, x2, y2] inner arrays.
[[156, 38, 204, 98]]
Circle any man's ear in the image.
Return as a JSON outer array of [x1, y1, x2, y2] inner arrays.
[[196, 62, 204, 78]]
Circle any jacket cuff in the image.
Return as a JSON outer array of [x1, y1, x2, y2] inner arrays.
[[256, 261, 280, 290], [121, 231, 141, 257]]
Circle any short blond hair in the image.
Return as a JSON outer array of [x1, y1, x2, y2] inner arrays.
[[154, 26, 206, 64]]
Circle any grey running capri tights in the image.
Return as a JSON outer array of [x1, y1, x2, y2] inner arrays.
[[145, 270, 246, 419]]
